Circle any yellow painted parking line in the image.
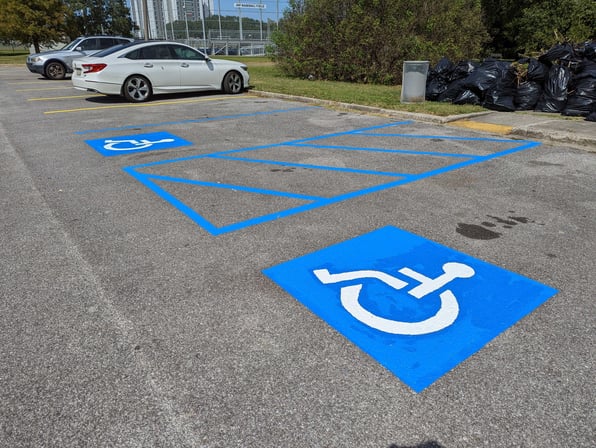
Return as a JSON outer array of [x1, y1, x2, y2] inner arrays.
[[44, 94, 258, 114], [28, 94, 104, 101], [448, 119, 513, 135]]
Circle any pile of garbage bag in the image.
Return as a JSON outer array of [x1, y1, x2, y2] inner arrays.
[[425, 41, 596, 122]]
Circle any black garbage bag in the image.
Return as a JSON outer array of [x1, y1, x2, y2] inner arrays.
[[464, 59, 510, 98], [426, 77, 449, 100], [585, 102, 596, 122], [577, 41, 596, 61], [437, 78, 468, 103], [563, 60, 596, 116], [515, 81, 543, 110], [563, 79, 596, 115], [426, 57, 455, 100], [484, 90, 516, 111], [433, 57, 455, 78], [483, 63, 516, 112], [450, 60, 478, 81], [453, 89, 481, 105], [515, 57, 548, 82], [575, 58, 596, 76], [527, 58, 549, 82], [536, 64, 572, 113], [539, 42, 575, 65]]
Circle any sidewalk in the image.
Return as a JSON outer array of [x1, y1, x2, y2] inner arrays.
[[253, 90, 596, 151], [446, 111, 596, 151]]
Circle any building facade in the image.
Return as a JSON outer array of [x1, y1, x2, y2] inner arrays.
[[129, 0, 214, 40]]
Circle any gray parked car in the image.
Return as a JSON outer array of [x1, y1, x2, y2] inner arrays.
[[26, 36, 134, 80]]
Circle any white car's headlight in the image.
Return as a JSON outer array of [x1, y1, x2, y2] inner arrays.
[[30, 56, 42, 63], [240, 65, 248, 72]]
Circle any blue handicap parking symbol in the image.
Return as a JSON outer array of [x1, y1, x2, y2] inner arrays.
[[85, 131, 192, 157], [263, 226, 557, 392]]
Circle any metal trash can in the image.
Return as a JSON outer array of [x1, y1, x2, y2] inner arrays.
[[400, 61, 430, 103]]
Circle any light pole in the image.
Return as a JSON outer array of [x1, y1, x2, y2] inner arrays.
[[238, 5, 243, 41], [162, 0, 168, 39], [259, 0, 263, 40], [141, 0, 150, 39], [199, 1, 207, 51], [169, 0, 175, 40], [217, 0, 222, 39], [183, 2, 190, 45]]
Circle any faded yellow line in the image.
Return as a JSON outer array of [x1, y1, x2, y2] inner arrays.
[[28, 94, 103, 101], [16, 86, 74, 92], [10, 81, 66, 85], [448, 119, 513, 135], [44, 94, 258, 114]]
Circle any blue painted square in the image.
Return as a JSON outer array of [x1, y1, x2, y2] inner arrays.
[[263, 226, 557, 392], [86, 131, 192, 157]]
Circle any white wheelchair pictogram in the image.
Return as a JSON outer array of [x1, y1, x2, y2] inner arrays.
[[313, 262, 475, 335], [103, 138, 175, 151]]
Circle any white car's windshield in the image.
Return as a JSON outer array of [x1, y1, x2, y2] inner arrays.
[[61, 38, 84, 51]]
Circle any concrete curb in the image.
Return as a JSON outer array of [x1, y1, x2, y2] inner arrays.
[[509, 125, 596, 151], [252, 89, 490, 124], [252, 90, 596, 151]]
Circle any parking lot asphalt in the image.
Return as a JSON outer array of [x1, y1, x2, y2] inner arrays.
[[0, 65, 594, 448]]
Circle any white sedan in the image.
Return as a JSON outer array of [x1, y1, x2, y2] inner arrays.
[[72, 41, 250, 102]]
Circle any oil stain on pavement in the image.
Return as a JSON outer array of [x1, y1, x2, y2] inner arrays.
[[457, 213, 539, 240]]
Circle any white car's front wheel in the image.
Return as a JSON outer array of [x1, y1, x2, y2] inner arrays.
[[123, 75, 152, 102], [222, 71, 243, 94]]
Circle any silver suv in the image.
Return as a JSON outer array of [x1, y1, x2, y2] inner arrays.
[[26, 36, 133, 80]]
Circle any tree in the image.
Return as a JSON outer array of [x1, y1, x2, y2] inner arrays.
[[480, 0, 528, 58], [0, 0, 134, 51], [63, 0, 134, 38], [272, 0, 489, 84], [508, 0, 596, 54], [0, 0, 68, 53], [105, 0, 135, 37], [482, 0, 595, 57]]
